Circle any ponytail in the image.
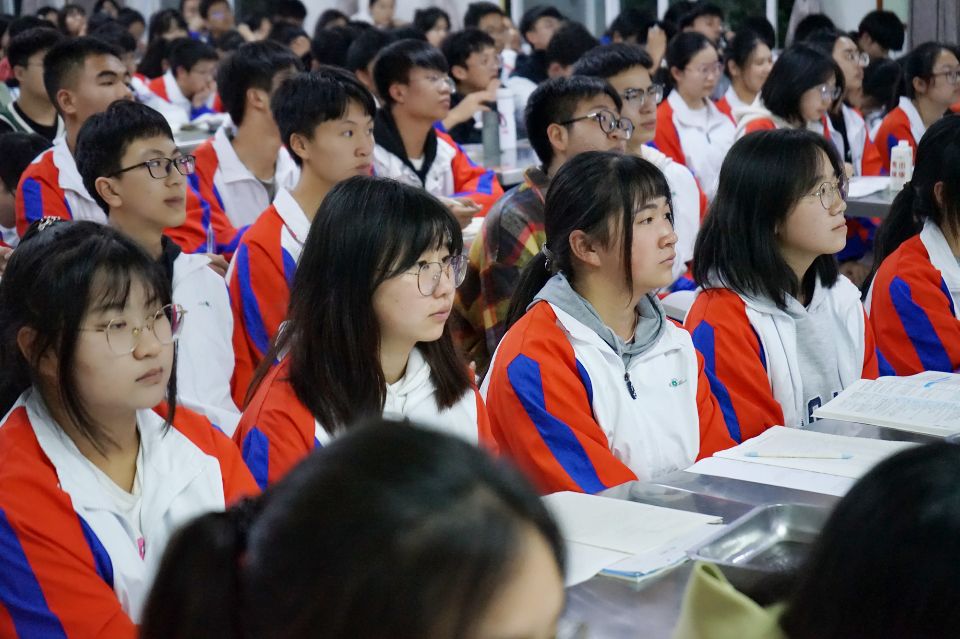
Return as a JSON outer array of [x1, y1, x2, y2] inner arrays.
[[505, 251, 554, 330], [140, 498, 262, 639]]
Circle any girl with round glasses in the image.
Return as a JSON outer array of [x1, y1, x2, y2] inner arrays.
[[0, 220, 257, 637], [686, 128, 878, 443], [483, 152, 735, 494], [234, 176, 490, 489], [655, 32, 736, 201]]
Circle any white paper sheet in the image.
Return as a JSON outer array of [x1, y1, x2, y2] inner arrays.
[[563, 542, 631, 587], [687, 456, 856, 496], [601, 521, 725, 580], [847, 176, 889, 198]]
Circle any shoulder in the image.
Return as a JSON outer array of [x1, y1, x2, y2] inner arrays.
[[236, 206, 283, 249], [874, 235, 939, 288], [191, 137, 219, 172], [494, 302, 577, 368], [0, 406, 60, 492], [239, 362, 313, 437], [689, 288, 749, 317]]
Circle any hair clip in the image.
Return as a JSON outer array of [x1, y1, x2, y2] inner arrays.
[[541, 244, 558, 273], [37, 217, 63, 232]]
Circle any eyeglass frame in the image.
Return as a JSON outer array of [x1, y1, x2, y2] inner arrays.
[[79, 303, 187, 356], [412, 73, 457, 94], [558, 109, 635, 140], [620, 84, 664, 108], [401, 254, 468, 296], [930, 68, 960, 85], [685, 61, 724, 77], [841, 50, 870, 67], [109, 155, 197, 180], [805, 180, 847, 209], [817, 83, 842, 102]]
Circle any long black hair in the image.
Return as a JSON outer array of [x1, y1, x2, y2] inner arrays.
[[0, 220, 176, 452], [694, 128, 844, 309], [781, 442, 960, 638], [872, 114, 960, 273], [902, 41, 957, 100], [507, 151, 672, 327], [141, 419, 565, 639], [761, 43, 844, 124], [248, 176, 472, 434]]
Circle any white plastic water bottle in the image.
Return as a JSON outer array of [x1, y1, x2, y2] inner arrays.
[[496, 87, 517, 150], [889, 139, 913, 191]]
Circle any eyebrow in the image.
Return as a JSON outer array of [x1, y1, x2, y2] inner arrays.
[[96, 70, 119, 81], [342, 116, 374, 125]]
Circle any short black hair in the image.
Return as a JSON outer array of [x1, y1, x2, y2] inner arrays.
[[441, 28, 495, 71], [213, 29, 245, 54], [738, 15, 776, 48], [199, 0, 229, 20], [519, 5, 564, 41], [36, 6, 58, 20], [167, 37, 217, 75], [75, 100, 174, 213], [8, 15, 52, 40], [43, 36, 122, 113], [545, 21, 599, 68], [268, 23, 309, 48], [91, 22, 137, 55], [862, 57, 902, 113], [373, 38, 448, 107], [147, 9, 187, 43], [678, 1, 724, 30], [217, 40, 302, 126], [316, 9, 348, 31], [463, 2, 503, 29], [793, 13, 834, 44], [344, 28, 393, 73], [0, 132, 51, 193], [524, 75, 622, 168], [117, 8, 146, 29], [86, 12, 114, 34], [858, 10, 905, 52], [573, 42, 654, 78], [311, 25, 356, 68], [413, 7, 450, 34], [761, 43, 843, 123], [7, 26, 63, 69], [388, 25, 426, 42], [271, 67, 376, 166], [273, 0, 307, 22]]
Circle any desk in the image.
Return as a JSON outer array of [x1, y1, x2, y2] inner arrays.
[[846, 187, 896, 219], [460, 141, 541, 187], [560, 418, 938, 638], [175, 127, 214, 153]]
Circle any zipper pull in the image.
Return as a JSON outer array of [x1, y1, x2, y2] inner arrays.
[[624, 372, 637, 400]]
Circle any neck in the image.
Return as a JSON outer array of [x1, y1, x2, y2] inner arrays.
[[545, 152, 566, 178], [16, 91, 58, 125], [231, 117, 281, 181], [290, 172, 332, 222], [731, 81, 756, 106], [780, 248, 816, 304], [65, 120, 82, 154], [379, 338, 413, 385], [629, 138, 652, 156], [914, 95, 946, 128], [679, 91, 706, 111], [110, 212, 164, 259], [845, 87, 863, 110], [391, 108, 433, 160], [571, 272, 641, 341], [945, 224, 960, 258]]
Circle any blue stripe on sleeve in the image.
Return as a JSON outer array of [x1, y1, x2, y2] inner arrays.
[[575, 359, 594, 409], [240, 427, 270, 490], [877, 348, 895, 377], [21, 178, 45, 225], [889, 276, 953, 371], [211, 184, 225, 210], [217, 225, 247, 256], [235, 244, 270, 358], [506, 354, 606, 494], [281, 248, 297, 289], [76, 516, 114, 589], [940, 279, 956, 316], [691, 322, 742, 443], [886, 133, 899, 156], [0, 508, 68, 639], [475, 170, 495, 195]]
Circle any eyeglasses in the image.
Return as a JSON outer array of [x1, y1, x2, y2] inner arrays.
[[559, 109, 634, 140], [621, 84, 664, 108], [416, 74, 457, 93], [110, 155, 196, 180], [841, 50, 870, 67], [806, 181, 847, 209], [81, 304, 186, 356], [931, 68, 960, 85], [817, 83, 842, 102], [403, 254, 468, 296], [687, 61, 723, 77]]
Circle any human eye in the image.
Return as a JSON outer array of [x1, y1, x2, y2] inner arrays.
[[342, 129, 354, 137], [106, 319, 128, 332]]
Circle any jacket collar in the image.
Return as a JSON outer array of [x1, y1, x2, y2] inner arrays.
[[272, 187, 310, 244], [667, 90, 727, 129], [920, 218, 960, 300], [898, 96, 927, 142], [374, 108, 438, 183], [211, 125, 297, 185], [53, 136, 95, 201]]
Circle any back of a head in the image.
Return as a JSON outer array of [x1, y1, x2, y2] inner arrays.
[[273, 0, 307, 24], [545, 21, 599, 69], [523, 75, 621, 170], [116, 8, 145, 30], [217, 39, 302, 126], [373, 38, 447, 108], [344, 27, 393, 73], [463, 2, 502, 29], [858, 9, 905, 53], [167, 36, 217, 75], [519, 5, 564, 43], [738, 15, 776, 49], [862, 57, 902, 112], [760, 43, 842, 123], [311, 25, 357, 69], [43, 36, 122, 113], [90, 21, 137, 56], [0, 132, 51, 193], [7, 26, 63, 70], [606, 8, 650, 43], [793, 13, 834, 44], [781, 442, 960, 639], [7, 15, 51, 40], [572, 42, 654, 79], [677, 1, 724, 31]]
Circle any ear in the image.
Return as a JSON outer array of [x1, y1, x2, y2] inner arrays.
[[12, 65, 26, 83], [547, 61, 565, 79], [670, 66, 684, 85], [568, 229, 603, 269], [288, 131, 310, 164], [16, 326, 57, 379], [546, 121, 569, 156], [934, 180, 946, 208], [388, 81, 407, 105], [450, 64, 468, 82], [94, 176, 123, 209], [726, 59, 740, 79], [56, 88, 77, 116], [913, 75, 928, 96], [173, 65, 188, 84], [245, 86, 269, 114]]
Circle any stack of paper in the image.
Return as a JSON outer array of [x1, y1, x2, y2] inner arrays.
[[813, 372, 960, 436], [847, 176, 890, 198], [542, 491, 722, 586]]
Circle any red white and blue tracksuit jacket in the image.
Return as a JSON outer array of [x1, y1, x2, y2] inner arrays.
[[875, 96, 926, 174]]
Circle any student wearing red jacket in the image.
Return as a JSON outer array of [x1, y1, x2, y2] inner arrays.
[[226, 68, 376, 407], [686, 129, 879, 442], [234, 177, 491, 489], [0, 221, 257, 637], [714, 28, 773, 125], [146, 38, 220, 123], [868, 115, 960, 374]]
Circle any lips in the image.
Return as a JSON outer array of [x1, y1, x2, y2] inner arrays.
[[832, 220, 847, 232], [137, 367, 164, 383], [164, 197, 185, 207]]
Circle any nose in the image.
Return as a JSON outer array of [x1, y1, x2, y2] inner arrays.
[[132, 325, 163, 359]]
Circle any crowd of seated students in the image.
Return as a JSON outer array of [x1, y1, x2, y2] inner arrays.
[[1, 1, 959, 637]]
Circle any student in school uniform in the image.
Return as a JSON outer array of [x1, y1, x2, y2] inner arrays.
[[452, 76, 631, 375], [439, 28, 501, 146], [714, 27, 773, 124], [685, 129, 879, 443], [875, 42, 960, 172], [0, 132, 50, 250], [867, 115, 960, 375], [574, 42, 707, 290], [75, 100, 241, 434], [234, 177, 490, 489], [146, 37, 220, 125], [226, 68, 376, 408], [14, 37, 237, 256], [0, 27, 65, 143], [142, 422, 564, 639], [191, 41, 302, 228], [482, 151, 735, 495], [654, 32, 735, 201], [372, 39, 504, 221], [0, 220, 257, 636]]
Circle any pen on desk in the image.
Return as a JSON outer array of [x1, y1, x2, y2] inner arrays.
[[744, 451, 853, 460]]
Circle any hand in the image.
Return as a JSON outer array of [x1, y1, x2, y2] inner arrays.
[[236, 23, 258, 41], [205, 253, 229, 278], [442, 82, 500, 129], [192, 80, 217, 109], [645, 25, 667, 69], [0, 246, 11, 276], [839, 260, 871, 287], [844, 162, 855, 180], [440, 197, 482, 229]]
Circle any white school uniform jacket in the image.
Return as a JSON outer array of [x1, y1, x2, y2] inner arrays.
[[0, 389, 257, 635], [191, 125, 300, 227], [172, 251, 241, 434], [481, 302, 734, 494]]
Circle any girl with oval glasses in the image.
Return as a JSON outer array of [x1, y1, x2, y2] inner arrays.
[[686, 129, 879, 443], [654, 32, 736, 201], [0, 220, 256, 637], [234, 176, 490, 489]]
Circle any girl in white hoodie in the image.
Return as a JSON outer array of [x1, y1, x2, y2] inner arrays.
[[233, 176, 490, 489]]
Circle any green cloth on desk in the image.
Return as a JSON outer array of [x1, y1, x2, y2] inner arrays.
[[672, 562, 787, 639]]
